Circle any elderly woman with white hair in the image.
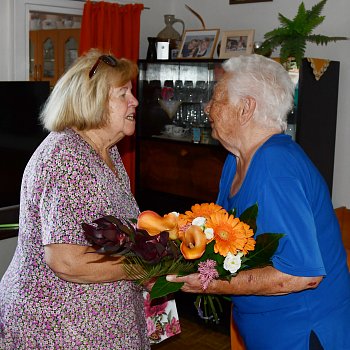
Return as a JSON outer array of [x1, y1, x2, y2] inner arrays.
[[167, 54, 350, 350]]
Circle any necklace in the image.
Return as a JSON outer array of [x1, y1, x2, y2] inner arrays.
[[80, 131, 119, 177]]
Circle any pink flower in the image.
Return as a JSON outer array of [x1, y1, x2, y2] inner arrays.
[[144, 293, 168, 317], [198, 259, 219, 290], [165, 317, 181, 337], [146, 318, 157, 336]]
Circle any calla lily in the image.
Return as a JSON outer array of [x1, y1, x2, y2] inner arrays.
[[132, 231, 170, 264], [137, 210, 179, 239], [180, 225, 207, 260], [82, 216, 132, 254]]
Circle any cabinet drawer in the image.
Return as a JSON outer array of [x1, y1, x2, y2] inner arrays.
[[138, 139, 227, 201]]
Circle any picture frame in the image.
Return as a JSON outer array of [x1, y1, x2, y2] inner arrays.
[[177, 29, 220, 59], [230, 0, 272, 4], [219, 30, 255, 59]]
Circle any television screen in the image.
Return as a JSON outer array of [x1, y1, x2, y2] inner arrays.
[[0, 81, 50, 207]]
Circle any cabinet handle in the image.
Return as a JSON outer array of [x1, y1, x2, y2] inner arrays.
[[34, 65, 38, 81], [180, 149, 189, 157]]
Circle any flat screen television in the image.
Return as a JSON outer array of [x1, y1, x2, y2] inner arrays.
[[0, 81, 50, 207]]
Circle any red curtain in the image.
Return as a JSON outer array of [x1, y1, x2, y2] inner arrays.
[[79, 1, 144, 194]]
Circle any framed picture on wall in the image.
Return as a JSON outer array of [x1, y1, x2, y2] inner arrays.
[[219, 30, 255, 59], [177, 29, 220, 59], [229, 0, 272, 4]]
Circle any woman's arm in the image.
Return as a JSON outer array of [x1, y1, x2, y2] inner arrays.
[[44, 243, 128, 283], [167, 266, 323, 296]]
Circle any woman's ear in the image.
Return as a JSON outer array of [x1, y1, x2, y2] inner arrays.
[[239, 96, 256, 125]]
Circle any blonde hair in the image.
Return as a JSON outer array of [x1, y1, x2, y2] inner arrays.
[[40, 48, 138, 131]]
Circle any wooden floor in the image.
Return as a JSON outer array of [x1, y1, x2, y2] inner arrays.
[[151, 316, 231, 350]]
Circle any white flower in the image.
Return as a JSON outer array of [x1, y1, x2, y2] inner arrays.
[[192, 216, 206, 227], [170, 211, 179, 217], [223, 251, 244, 274], [204, 227, 214, 240]]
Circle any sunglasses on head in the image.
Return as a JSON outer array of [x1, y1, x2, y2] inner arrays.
[[89, 55, 118, 79]]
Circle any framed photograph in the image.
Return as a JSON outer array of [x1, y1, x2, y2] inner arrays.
[[230, 0, 272, 4], [219, 30, 255, 59], [178, 29, 220, 59]]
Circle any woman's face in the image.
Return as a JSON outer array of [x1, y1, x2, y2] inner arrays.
[[107, 81, 139, 140], [206, 77, 241, 147]]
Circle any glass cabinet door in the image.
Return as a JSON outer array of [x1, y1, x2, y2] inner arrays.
[[58, 29, 80, 77], [137, 60, 224, 144], [29, 29, 80, 87], [37, 30, 58, 86], [42, 37, 55, 79], [64, 36, 78, 73]]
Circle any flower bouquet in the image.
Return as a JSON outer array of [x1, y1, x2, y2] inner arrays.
[[82, 203, 283, 323]]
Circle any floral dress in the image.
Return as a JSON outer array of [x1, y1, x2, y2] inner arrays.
[[0, 129, 150, 349]]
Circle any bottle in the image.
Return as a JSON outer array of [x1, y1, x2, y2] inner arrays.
[[146, 37, 157, 61]]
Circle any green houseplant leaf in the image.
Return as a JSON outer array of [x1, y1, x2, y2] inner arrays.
[[259, 0, 348, 68]]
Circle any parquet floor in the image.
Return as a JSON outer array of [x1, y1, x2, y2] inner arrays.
[[151, 316, 231, 350]]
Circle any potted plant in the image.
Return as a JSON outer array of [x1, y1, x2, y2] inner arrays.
[[256, 0, 348, 68]]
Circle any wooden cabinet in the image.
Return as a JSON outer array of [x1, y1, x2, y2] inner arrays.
[[29, 28, 80, 86], [135, 58, 339, 214], [137, 138, 227, 213], [135, 59, 227, 214]]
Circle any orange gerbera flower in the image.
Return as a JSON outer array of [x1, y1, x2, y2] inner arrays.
[[206, 211, 255, 257], [178, 203, 225, 238], [179, 203, 225, 223]]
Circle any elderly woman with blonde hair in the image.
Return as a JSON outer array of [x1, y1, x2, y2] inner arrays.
[[0, 49, 150, 349]]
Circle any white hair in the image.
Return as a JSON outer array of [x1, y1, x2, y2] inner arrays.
[[222, 54, 294, 131]]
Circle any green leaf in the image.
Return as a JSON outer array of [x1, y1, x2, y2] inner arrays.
[[260, 0, 348, 68], [150, 275, 183, 300], [239, 203, 258, 233], [243, 233, 284, 269]]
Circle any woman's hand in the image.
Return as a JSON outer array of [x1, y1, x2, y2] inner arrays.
[[166, 273, 208, 294]]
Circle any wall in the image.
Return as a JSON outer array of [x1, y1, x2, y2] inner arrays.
[[0, 0, 13, 80]]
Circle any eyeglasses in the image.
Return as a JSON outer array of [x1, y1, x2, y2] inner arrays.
[[88, 55, 118, 79]]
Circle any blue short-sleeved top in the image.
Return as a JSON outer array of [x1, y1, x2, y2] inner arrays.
[[217, 134, 350, 349]]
